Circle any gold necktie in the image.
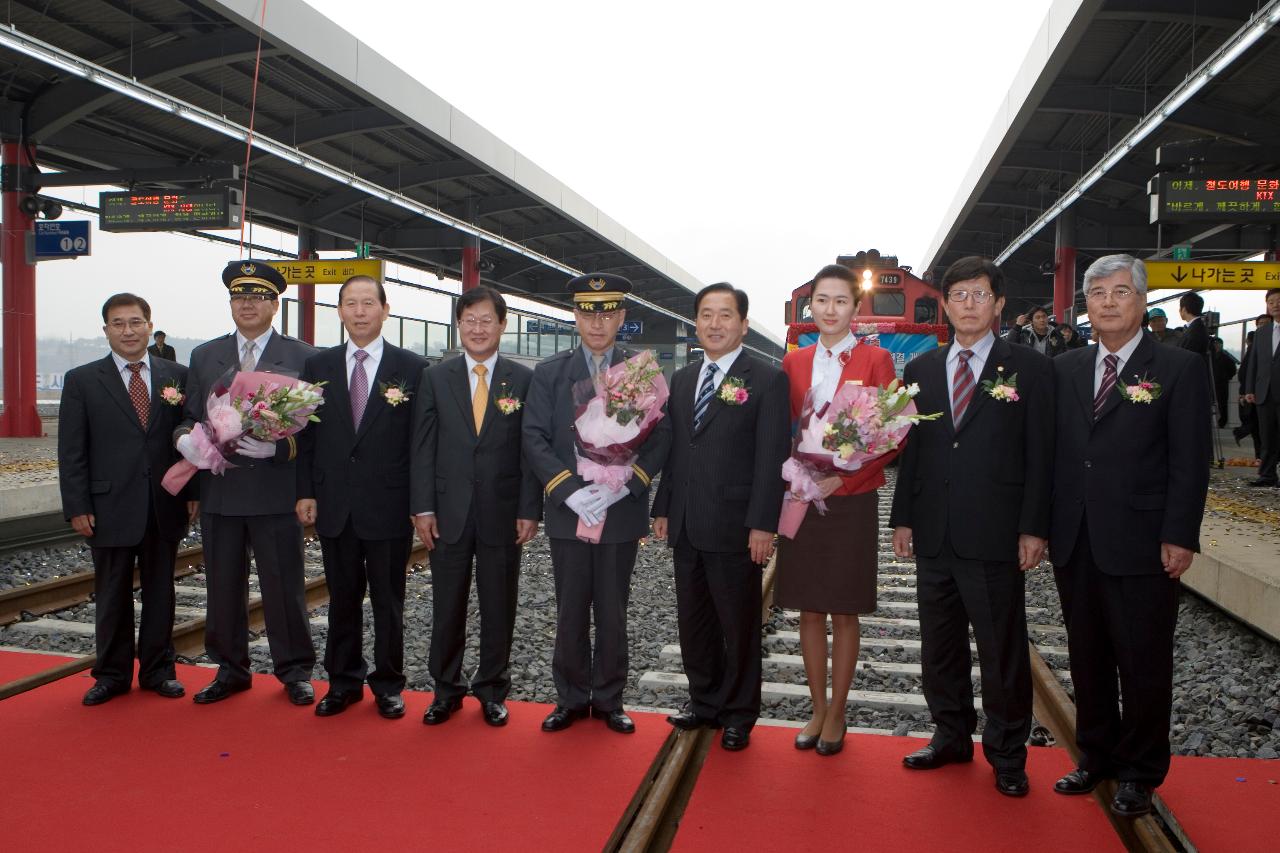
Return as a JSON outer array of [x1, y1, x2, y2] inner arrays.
[[472, 364, 489, 433]]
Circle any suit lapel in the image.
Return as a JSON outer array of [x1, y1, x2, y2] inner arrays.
[[696, 352, 751, 435], [323, 347, 355, 439], [477, 356, 513, 442], [1096, 335, 1155, 425], [147, 357, 173, 435], [956, 337, 1010, 435], [96, 355, 145, 432], [932, 345, 957, 435], [448, 355, 478, 440]]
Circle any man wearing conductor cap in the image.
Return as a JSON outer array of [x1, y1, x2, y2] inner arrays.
[[523, 274, 671, 733], [175, 261, 319, 705]]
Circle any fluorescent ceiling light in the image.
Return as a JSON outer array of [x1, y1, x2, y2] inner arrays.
[[1104, 146, 1130, 170], [1128, 116, 1161, 146], [252, 139, 303, 165], [1209, 23, 1268, 76], [303, 159, 347, 183], [177, 108, 245, 140]]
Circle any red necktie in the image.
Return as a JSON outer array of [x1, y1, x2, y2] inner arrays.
[[127, 362, 149, 429], [1094, 354, 1118, 419], [952, 349, 976, 424]]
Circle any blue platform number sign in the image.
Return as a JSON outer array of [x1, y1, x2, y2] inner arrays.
[[618, 320, 643, 335], [34, 220, 91, 259]]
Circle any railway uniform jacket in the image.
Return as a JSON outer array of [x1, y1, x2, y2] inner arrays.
[[522, 346, 671, 542], [409, 353, 542, 545], [296, 340, 428, 540], [176, 330, 317, 516], [888, 336, 1054, 563], [651, 352, 790, 552], [1049, 333, 1210, 575], [58, 354, 191, 547]]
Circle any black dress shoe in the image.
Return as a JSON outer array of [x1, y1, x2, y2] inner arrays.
[[1111, 782, 1153, 817], [423, 697, 463, 725], [1248, 477, 1279, 487], [1053, 767, 1107, 795], [315, 690, 363, 717], [146, 679, 185, 698], [721, 727, 750, 751], [193, 680, 250, 704], [794, 732, 819, 750], [816, 733, 846, 757], [666, 710, 718, 731], [376, 694, 405, 719], [995, 768, 1030, 797], [541, 705, 588, 732], [902, 744, 973, 770], [598, 709, 635, 734], [285, 681, 314, 705], [481, 701, 508, 727], [82, 682, 128, 706]]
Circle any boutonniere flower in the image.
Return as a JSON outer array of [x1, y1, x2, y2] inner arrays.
[[718, 376, 749, 405], [1118, 374, 1162, 404], [980, 366, 1019, 402], [378, 380, 411, 406], [494, 382, 522, 415], [160, 379, 185, 406]]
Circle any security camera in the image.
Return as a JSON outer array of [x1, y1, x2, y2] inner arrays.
[[476, 258, 495, 273]]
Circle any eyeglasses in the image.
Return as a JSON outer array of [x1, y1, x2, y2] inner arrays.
[[947, 289, 994, 304], [460, 316, 498, 329], [230, 294, 272, 304], [578, 311, 617, 324], [1085, 287, 1136, 302], [107, 319, 148, 331]]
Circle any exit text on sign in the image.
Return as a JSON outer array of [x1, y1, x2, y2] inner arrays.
[[266, 258, 384, 285], [1145, 261, 1280, 290]]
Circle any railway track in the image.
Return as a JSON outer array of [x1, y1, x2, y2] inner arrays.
[[0, 510, 83, 554]]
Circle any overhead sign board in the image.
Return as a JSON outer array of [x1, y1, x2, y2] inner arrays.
[[1145, 261, 1280, 290], [618, 320, 643, 335], [1151, 175, 1280, 223], [266, 258, 385, 285], [33, 220, 90, 259], [99, 188, 242, 231]]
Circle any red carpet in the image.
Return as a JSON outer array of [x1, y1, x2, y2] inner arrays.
[[0, 650, 665, 852], [672, 727, 1122, 853], [0, 647, 77, 682], [1161, 754, 1279, 853]]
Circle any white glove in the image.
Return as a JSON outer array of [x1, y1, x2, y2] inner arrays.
[[600, 485, 629, 509], [565, 486, 608, 527], [236, 435, 276, 459], [176, 433, 202, 466]]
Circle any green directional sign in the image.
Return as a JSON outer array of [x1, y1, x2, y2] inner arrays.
[[1172, 245, 1191, 261]]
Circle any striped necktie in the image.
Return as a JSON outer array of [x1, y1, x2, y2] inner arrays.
[[951, 349, 976, 425], [350, 350, 369, 428], [693, 363, 718, 431], [1094, 353, 1119, 420]]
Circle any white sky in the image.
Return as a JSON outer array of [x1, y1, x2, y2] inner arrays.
[[23, 0, 1272, 351]]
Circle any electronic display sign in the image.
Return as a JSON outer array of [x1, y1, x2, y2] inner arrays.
[[99, 188, 242, 231], [1151, 175, 1280, 223]]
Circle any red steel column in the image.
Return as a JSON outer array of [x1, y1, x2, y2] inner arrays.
[[461, 198, 480, 292], [0, 141, 42, 437], [296, 226, 316, 344], [1053, 209, 1076, 324]]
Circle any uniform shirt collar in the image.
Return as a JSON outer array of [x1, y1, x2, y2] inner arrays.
[[235, 327, 274, 355], [816, 331, 857, 361]]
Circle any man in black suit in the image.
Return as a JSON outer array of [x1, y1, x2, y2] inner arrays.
[[652, 283, 789, 752], [1176, 292, 1209, 356], [410, 285, 542, 727], [1049, 254, 1209, 817], [523, 274, 671, 734], [889, 257, 1053, 797], [175, 261, 318, 706], [1243, 289, 1280, 486], [148, 331, 177, 362], [59, 293, 195, 705], [295, 275, 428, 720]]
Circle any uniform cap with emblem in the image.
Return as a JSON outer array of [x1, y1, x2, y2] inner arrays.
[[568, 272, 631, 312], [223, 260, 288, 300]]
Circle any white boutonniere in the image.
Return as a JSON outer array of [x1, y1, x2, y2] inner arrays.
[[379, 380, 411, 406]]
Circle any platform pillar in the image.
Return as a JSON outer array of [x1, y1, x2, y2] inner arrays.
[[296, 226, 316, 344], [0, 139, 42, 437], [461, 198, 480, 292], [1053, 209, 1076, 324]]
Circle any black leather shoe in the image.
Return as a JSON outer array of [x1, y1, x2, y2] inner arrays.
[[82, 682, 128, 706], [193, 680, 250, 704], [795, 732, 819, 750], [1053, 767, 1107, 795], [721, 727, 750, 751], [315, 690, 362, 717], [482, 701, 508, 727], [599, 709, 635, 734], [995, 768, 1030, 797], [423, 697, 463, 725], [816, 733, 846, 757], [1248, 477, 1279, 487], [541, 705, 587, 732], [376, 694, 405, 719], [666, 710, 717, 731], [146, 679, 185, 698], [285, 681, 314, 705], [1111, 782, 1153, 817], [902, 744, 973, 770]]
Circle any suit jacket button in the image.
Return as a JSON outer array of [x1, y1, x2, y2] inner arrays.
[[1084, 460, 1091, 468], [952, 441, 959, 449], [350, 456, 357, 463]]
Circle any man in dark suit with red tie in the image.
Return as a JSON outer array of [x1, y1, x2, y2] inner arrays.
[[58, 293, 195, 705], [1049, 254, 1209, 817], [889, 257, 1054, 797], [295, 275, 428, 719], [410, 285, 542, 727]]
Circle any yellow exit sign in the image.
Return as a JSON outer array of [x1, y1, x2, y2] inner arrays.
[[1145, 261, 1280, 290], [266, 258, 384, 285]]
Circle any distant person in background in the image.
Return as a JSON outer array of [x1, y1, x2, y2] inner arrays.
[[1210, 338, 1237, 430], [148, 330, 177, 362], [1147, 307, 1181, 345], [58, 293, 195, 706], [1177, 292, 1209, 356], [1006, 307, 1066, 357], [1235, 315, 1271, 455], [1242, 289, 1280, 487]]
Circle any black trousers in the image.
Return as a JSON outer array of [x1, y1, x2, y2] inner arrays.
[[1053, 526, 1180, 786], [916, 538, 1031, 770], [428, 515, 521, 703], [202, 511, 315, 686], [673, 531, 762, 730], [1257, 398, 1280, 483], [319, 521, 411, 696], [548, 538, 637, 712], [90, 511, 179, 690]]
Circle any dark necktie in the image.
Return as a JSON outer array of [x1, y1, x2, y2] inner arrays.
[[951, 349, 975, 424], [350, 350, 369, 428], [126, 362, 149, 428], [1094, 353, 1119, 419], [693, 363, 718, 431]]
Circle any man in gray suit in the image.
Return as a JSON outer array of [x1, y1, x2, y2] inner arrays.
[[175, 261, 318, 705], [1243, 288, 1280, 487], [523, 274, 671, 733]]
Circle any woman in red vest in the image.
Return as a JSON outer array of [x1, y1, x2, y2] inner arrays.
[[777, 264, 898, 756]]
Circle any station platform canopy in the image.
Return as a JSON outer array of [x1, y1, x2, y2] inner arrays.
[[923, 0, 1280, 321], [0, 0, 783, 360]]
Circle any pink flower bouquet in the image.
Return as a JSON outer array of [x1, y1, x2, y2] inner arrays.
[[778, 379, 939, 538], [161, 369, 326, 495], [572, 350, 669, 543]]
